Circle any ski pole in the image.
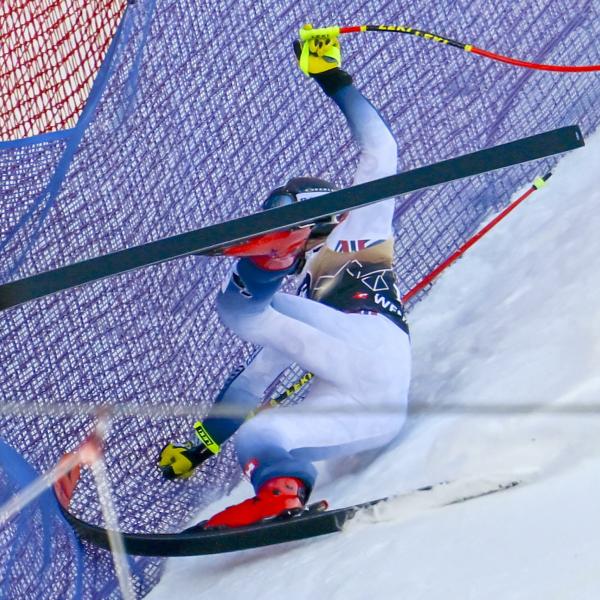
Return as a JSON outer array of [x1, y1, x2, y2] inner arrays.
[[246, 371, 314, 418], [401, 173, 552, 303], [299, 24, 600, 72]]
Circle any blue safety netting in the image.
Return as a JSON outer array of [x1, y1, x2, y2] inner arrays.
[[1, 1, 599, 598]]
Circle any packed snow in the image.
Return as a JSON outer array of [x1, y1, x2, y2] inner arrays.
[[148, 127, 600, 600]]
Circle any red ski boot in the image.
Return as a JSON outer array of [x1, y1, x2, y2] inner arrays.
[[205, 477, 307, 529]]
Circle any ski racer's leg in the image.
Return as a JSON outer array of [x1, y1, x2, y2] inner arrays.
[[233, 313, 411, 493], [270, 291, 377, 343], [158, 342, 294, 480], [217, 257, 410, 493], [216, 259, 394, 391], [200, 345, 293, 442]]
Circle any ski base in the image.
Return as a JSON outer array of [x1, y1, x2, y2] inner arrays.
[[0, 125, 584, 312]]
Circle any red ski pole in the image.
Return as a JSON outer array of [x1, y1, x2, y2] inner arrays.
[[300, 25, 600, 73], [402, 173, 552, 303]]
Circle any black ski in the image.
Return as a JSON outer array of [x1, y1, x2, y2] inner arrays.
[[0, 125, 584, 312], [56, 479, 520, 557]]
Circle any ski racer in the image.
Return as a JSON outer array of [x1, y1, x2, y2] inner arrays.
[[159, 27, 411, 528]]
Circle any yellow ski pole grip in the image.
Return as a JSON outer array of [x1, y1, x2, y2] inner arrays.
[[299, 24, 341, 41]]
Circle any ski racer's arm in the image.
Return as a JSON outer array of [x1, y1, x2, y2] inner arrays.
[[296, 28, 398, 249], [201, 347, 292, 441], [159, 347, 293, 479]]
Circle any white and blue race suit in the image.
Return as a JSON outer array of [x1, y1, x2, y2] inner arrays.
[[203, 74, 411, 495]]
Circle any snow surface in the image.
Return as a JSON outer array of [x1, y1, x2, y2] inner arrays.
[[148, 128, 600, 600]]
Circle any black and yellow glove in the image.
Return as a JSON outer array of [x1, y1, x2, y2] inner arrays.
[[294, 24, 341, 76], [294, 24, 352, 96], [158, 421, 221, 480]]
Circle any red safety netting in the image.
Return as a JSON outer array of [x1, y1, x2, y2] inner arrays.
[[0, 0, 126, 141]]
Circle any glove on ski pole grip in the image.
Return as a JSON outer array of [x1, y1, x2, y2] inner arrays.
[[193, 421, 221, 455]]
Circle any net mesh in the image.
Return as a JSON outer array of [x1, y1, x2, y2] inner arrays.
[[1, 0, 599, 598], [0, 0, 126, 141]]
